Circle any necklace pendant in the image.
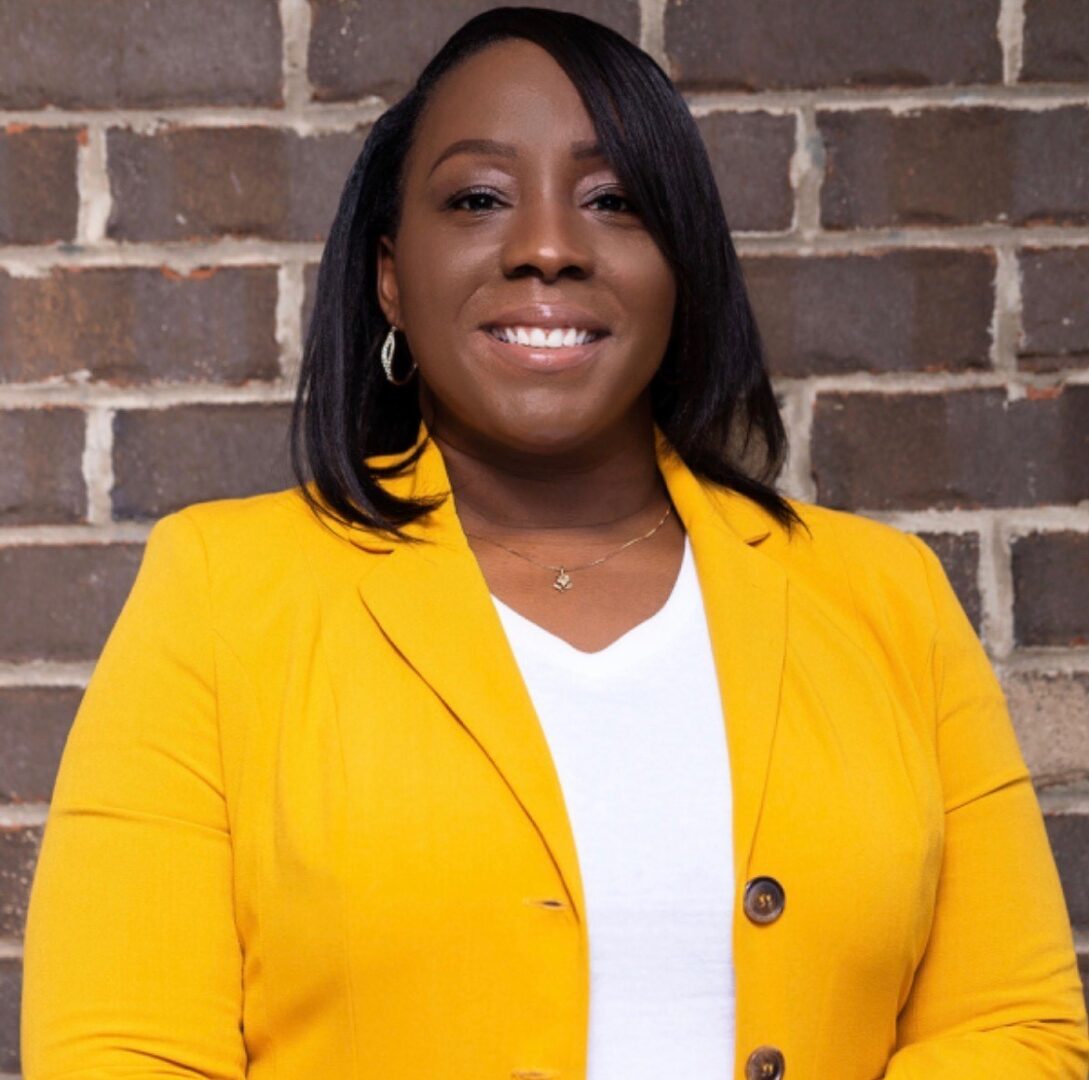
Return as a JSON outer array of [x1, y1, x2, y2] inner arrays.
[[553, 567, 573, 591]]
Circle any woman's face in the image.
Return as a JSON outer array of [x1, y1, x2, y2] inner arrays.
[[377, 37, 677, 455]]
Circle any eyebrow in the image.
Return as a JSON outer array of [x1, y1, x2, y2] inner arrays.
[[426, 138, 605, 178]]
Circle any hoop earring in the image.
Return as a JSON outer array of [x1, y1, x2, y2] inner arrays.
[[380, 326, 418, 386]]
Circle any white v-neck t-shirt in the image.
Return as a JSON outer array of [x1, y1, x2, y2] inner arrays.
[[490, 533, 736, 1077]]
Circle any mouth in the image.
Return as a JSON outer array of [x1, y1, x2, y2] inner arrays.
[[478, 325, 611, 374]]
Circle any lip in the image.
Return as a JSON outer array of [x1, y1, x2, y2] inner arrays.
[[480, 303, 611, 335], [477, 325, 610, 374]]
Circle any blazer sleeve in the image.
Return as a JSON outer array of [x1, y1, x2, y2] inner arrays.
[[883, 535, 1089, 1078], [20, 510, 247, 1079]]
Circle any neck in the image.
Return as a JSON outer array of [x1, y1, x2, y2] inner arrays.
[[422, 404, 669, 541]]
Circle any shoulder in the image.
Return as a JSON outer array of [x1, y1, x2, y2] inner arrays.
[[144, 487, 388, 624], [762, 496, 946, 645]]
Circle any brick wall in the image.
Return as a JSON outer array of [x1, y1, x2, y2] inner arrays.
[[0, 0, 1087, 1072]]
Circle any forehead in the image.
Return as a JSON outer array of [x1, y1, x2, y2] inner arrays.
[[411, 38, 599, 160]]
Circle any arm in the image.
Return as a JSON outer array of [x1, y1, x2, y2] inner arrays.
[[20, 511, 247, 1078], [884, 536, 1089, 1078]]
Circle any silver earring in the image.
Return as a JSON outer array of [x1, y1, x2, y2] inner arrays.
[[380, 326, 417, 386]]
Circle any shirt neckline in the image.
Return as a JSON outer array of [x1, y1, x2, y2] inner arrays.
[[490, 533, 698, 672]]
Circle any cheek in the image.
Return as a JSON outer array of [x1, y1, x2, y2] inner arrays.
[[392, 226, 484, 341], [614, 247, 677, 356]]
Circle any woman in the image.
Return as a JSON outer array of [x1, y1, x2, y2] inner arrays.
[[20, 7, 1088, 1079]]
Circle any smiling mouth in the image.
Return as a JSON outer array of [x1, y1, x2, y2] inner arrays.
[[478, 325, 610, 374], [484, 325, 608, 349]]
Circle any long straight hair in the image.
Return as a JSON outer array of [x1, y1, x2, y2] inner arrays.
[[291, 5, 806, 542]]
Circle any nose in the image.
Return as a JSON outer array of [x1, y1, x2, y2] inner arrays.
[[499, 192, 594, 283]]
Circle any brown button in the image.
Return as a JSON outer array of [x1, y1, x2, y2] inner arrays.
[[745, 1045, 785, 1079], [744, 876, 785, 924]]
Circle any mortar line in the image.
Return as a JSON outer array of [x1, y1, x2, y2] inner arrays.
[[999, 0, 1026, 85], [280, 0, 315, 111], [75, 123, 110, 244], [2, 83, 1088, 130], [276, 262, 306, 384], [81, 406, 115, 525], [791, 105, 824, 236], [3, 230, 1087, 275], [639, 0, 668, 69], [0, 661, 95, 687], [991, 246, 1022, 373], [983, 513, 1017, 658], [8, 367, 1088, 407]]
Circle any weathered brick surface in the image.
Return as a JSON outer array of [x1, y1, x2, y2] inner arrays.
[[0, 544, 144, 662], [695, 112, 795, 233], [107, 127, 366, 243], [1011, 532, 1089, 647], [112, 404, 294, 520], [819, 106, 1089, 229], [0, 408, 85, 525], [665, 0, 1001, 91], [812, 387, 1089, 510], [1005, 672, 1089, 785], [914, 531, 981, 632], [308, 0, 641, 102], [1022, 0, 1089, 83], [1019, 247, 1089, 371], [0, 957, 19, 1074], [0, 126, 79, 245], [0, 824, 41, 937], [745, 250, 994, 377], [0, 267, 280, 386], [0, 687, 80, 804], [1045, 811, 1089, 927], [0, 0, 282, 108]]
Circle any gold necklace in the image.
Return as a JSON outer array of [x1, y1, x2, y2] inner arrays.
[[464, 503, 673, 592]]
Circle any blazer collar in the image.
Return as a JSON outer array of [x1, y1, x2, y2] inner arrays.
[[354, 419, 787, 924]]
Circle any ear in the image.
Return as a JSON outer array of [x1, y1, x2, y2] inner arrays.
[[376, 234, 401, 328]]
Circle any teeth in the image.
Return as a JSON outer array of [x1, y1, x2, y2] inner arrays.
[[489, 325, 601, 348]]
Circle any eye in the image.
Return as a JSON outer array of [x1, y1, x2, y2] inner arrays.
[[589, 189, 639, 214], [446, 187, 504, 213]]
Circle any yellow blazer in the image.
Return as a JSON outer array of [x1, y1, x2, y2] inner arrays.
[[22, 419, 1088, 1079]]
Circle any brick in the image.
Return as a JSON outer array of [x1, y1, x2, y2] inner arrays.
[[303, 263, 320, 342], [308, 0, 641, 102], [1022, 0, 1089, 83], [107, 127, 365, 243], [1018, 247, 1089, 371], [0, 267, 279, 386], [1011, 532, 1089, 647], [665, 0, 1001, 91], [0, 957, 19, 1074], [0, 0, 281, 108], [1005, 672, 1089, 784], [744, 250, 994, 377], [695, 112, 795, 232], [811, 386, 1089, 511], [0, 544, 144, 662], [0, 825, 41, 937], [0, 687, 80, 804], [819, 106, 1089, 229], [112, 404, 294, 520], [0, 126, 79, 245], [914, 532, 981, 632], [1044, 810, 1089, 927], [0, 408, 85, 525]]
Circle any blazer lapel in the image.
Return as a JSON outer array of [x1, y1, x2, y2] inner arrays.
[[355, 427, 589, 923], [355, 421, 788, 921]]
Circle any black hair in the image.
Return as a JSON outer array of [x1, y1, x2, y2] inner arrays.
[[291, 4, 806, 542]]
